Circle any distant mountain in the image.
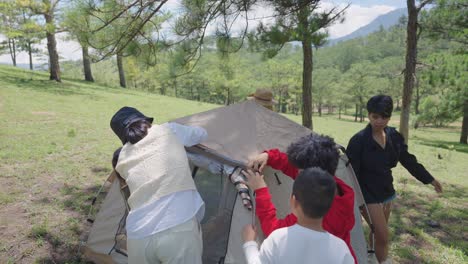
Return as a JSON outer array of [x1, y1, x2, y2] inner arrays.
[[328, 8, 406, 45]]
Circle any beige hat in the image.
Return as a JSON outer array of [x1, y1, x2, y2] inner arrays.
[[247, 88, 277, 108]]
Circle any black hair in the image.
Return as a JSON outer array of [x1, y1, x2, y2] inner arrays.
[[124, 119, 152, 144], [286, 133, 339, 175], [292, 167, 336, 218], [112, 147, 122, 169], [367, 95, 393, 118]]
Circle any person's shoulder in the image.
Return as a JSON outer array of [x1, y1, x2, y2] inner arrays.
[[349, 126, 369, 141], [262, 226, 289, 247], [269, 226, 290, 238], [386, 126, 399, 134], [326, 232, 350, 250], [386, 126, 405, 141]]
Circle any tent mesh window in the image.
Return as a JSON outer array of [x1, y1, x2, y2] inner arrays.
[[192, 165, 237, 264]]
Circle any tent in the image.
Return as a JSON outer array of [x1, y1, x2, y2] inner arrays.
[[82, 100, 373, 263]]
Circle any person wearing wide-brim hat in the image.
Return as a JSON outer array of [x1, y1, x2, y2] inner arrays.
[[247, 88, 277, 110]]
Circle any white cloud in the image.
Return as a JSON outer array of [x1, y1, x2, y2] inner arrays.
[[0, 32, 82, 65]]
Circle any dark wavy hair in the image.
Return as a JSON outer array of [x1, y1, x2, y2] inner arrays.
[[124, 119, 152, 144], [293, 167, 336, 218], [286, 133, 339, 175], [367, 95, 393, 118]]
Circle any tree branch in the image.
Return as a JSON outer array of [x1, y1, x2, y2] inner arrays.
[[417, 0, 433, 12]]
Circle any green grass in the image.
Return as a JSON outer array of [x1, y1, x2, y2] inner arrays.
[[0, 65, 466, 263]]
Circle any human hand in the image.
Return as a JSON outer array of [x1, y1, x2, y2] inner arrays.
[[431, 179, 443, 193], [242, 224, 257, 242], [242, 169, 267, 191], [247, 152, 269, 173]]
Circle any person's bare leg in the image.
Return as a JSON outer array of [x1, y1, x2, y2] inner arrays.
[[367, 203, 389, 263], [383, 201, 392, 223], [360, 206, 375, 252]]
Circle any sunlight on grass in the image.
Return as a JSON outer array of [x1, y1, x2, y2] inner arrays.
[[0, 65, 466, 263]]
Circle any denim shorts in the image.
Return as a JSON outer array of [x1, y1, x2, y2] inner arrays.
[[382, 193, 397, 204]]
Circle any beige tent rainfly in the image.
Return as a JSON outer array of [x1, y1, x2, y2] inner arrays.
[[82, 100, 374, 264]]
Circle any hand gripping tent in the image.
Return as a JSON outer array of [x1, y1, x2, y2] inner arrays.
[[82, 100, 372, 264]]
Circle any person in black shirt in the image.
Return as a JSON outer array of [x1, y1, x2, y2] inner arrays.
[[346, 95, 442, 264]]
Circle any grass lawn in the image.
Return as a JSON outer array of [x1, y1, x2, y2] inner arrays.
[[0, 65, 466, 263]]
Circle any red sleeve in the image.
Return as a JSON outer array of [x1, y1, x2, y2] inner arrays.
[[265, 149, 299, 179], [323, 176, 357, 263], [254, 187, 297, 237]]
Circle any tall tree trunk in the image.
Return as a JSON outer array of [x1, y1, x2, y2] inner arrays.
[[8, 38, 17, 67], [400, 0, 421, 143], [190, 82, 194, 100], [173, 79, 177, 97], [28, 41, 33, 70], [44, 13, 61, 82], [415, 76, 420, 115], [339, 105, 342, 119], [355, 104, 358, 122], [160, 83, 166, 95], [318, 102, 322, 117], [359, 103, 364, 122], [301, 38, 313, 130], [278, 90, 282, 112], [460, 99, 468, 144], [225, 87, 231, 105], [116, 53, 126, 88], [82, 45, 94, 82]]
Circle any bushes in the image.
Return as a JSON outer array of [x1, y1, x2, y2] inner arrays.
[[416, 95, 462, 127]]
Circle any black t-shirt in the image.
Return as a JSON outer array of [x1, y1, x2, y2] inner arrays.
[[346, 124, 434, 203]]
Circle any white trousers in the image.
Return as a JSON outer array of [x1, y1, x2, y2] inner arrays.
[[127, 217, 203, 264]]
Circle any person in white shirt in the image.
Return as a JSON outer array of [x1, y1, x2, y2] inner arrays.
[[110, 106, 207, 264], [242, 167, 355, 264]]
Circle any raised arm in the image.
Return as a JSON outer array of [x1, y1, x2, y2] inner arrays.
[[242, 224, 275, 264], [243, 169, 297, 236], [167, 122, 207, 147], [394, 132, 442, 193], [264, 149, 299, 179]]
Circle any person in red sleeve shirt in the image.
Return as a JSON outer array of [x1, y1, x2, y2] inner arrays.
[[244, 133, 357, 263]]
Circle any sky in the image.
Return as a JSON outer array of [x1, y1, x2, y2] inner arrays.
[[0, 0, 406, 65]]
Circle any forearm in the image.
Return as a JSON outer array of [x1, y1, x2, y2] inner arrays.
[[255, 187, 296, 236], [400, 152, 434, 184], [265, 149, 298, 179], [243, 241, 261, 264]]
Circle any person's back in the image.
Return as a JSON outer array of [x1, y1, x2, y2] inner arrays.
[[242, 167, 354, 264], [253, 224, 353, 264], [246, 133, 357, 262], [110, 106, 206, 264]]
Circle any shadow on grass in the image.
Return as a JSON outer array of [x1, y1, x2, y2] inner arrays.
[[390, 183, 468, 260], [1, 73, 90, 96], [417, 138, 468, 154], [0, 67, 158, 101], [31, 233, 92, 264], [32, 183, 107, 263], [0, 67, 110, 99], [60, 184, 105, 215]]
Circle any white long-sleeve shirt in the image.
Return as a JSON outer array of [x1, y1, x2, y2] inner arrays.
[[125, 122, 207, 239], [243, 224, 354, 264]]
